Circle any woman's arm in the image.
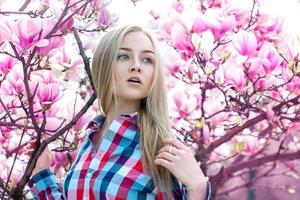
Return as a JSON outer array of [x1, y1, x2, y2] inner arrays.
[[26, 144, 65, 199], [155, 138, 211, 200], [185, 179, 211, 200], [29, 168, 65, 200]]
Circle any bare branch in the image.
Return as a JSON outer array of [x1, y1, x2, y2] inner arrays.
[[73, 28, 95, 91]]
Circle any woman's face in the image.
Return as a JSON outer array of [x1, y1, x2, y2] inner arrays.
[[114, 31, 155, 103]]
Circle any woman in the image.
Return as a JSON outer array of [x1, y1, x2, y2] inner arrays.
[[28, 25, 211, 200]]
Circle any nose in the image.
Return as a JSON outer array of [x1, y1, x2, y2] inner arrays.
[[129, 59, 141, 72]]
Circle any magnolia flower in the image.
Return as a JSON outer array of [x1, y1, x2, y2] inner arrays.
[[221, 57, 246, 91], [36, 83, 60, 105], [233, 30, 257, 56], [0, 20, 11, 44], [259, 44, 283, 73], [0, 54, 16, 74], [172, 1, 184, 13], [97, 6, 112, 27], [203, 8, 236, 39], [243, 134, 258, 154], [38, 36, 65, 56], [6, 69, 24, 93], [170, 23, 195, 59], [13, 19, 46, 49]]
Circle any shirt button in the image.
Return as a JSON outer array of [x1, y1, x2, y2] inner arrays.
[[86, 172, 92, 178]]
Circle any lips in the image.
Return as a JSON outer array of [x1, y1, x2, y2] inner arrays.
[[127, 76, 142, 84]]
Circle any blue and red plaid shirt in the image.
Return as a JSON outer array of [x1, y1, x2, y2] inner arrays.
[[29, 112, 211, 199]]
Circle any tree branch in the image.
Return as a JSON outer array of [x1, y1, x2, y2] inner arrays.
[[198, 95, 300, 158], [73, 28, 95, 91], [222, 150, 300, 177]]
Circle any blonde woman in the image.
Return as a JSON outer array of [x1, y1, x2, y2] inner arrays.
[[28, 25, 211, 200]]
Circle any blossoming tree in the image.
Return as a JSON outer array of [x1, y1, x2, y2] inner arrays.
[[0, 0, 115, 199], [0, 0, 299, 199]]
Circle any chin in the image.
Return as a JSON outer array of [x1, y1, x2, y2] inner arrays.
[[123, 94, 147, 102]]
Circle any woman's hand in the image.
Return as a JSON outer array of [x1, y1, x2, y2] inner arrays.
[[155, 138, 208, 197], [24, 141, 53, 177]]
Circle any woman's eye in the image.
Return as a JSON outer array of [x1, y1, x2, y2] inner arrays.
[[142, 57, 153, 64], [117, 54, 129, 61]]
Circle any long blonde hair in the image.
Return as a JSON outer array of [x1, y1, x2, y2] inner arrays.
[[91, 25, 174, 199]]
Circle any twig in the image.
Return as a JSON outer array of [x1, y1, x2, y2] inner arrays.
[[73, 28, 95, 91], [16, 92, 96, 190], [18, 0, 31, 12], [222, 150, 300, 176], [1, 126, 27, 200], [198, 95, 300, 158]]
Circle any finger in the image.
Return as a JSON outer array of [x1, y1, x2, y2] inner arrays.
[[154, 158, 174, 169], [163, 138, 187, 150], [158, 145, 180, 155], [24, 149, 34, 156], [156, 151, 177, 162], [26, 140, 36, 149]]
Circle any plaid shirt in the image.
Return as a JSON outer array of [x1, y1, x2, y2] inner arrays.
[[29, 112, 211, 199]]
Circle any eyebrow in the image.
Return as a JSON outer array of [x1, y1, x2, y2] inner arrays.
[[119, 47, 155, 55]]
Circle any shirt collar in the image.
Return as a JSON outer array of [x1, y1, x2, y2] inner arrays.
[[119, 111, 139, 126], [89, 111, 139, 130]]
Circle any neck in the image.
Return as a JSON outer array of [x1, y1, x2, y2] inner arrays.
[[104, 99, 141, 128]]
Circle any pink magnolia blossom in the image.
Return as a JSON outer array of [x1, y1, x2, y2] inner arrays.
[[170, 89, 197, 120], [247, 58, 266, 80], [203, 89, 227, 126], [256, 12, 284, 41], [168, 62, 181, 74], [6, 69, 24, 93], [289, 122, 300, 133], [203, 8, 236, 39], [287, 77, 300, 95], [224, 0, 252, 28], [192, 14, 208, 34], [233, 30, 257, 56], [52, 152, 68, 172], [97, 6, 111, 27], [13, 19, 46, 49], [221, 57, 246, 91], [193, 92, 202, 109], [172, 1, 184, 13], [60, 17, 74, 32], [254, 79, 267, 90], [0, 20, 11, 44], [0, 155, 9, 181], [187, 64, 195, 81], [0, 54, 16, 74], [259, 44, 283, 73], [38, 36, 65, 56], [266, 103, 277, 126], [74, 112, 95, 130], [44, 117, 64, 132], [51, 2, 74, 32], [170, 23, 195, 59], [39, 70, 56, 84], [204, 0, 223, 8], [243, 134, 258, 154], [64, 0, 102, 16], [203, 125, 212, 145], [172, 92, 183, 108], [37, 83, 60, 105]]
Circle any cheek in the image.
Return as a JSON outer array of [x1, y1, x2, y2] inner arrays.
[[147, 68, 155, 86], [114, 65, 122, 82]]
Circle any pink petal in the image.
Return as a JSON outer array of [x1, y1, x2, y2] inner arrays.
[[233, 30, 257, 56], [35, 39, 49, 47]]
